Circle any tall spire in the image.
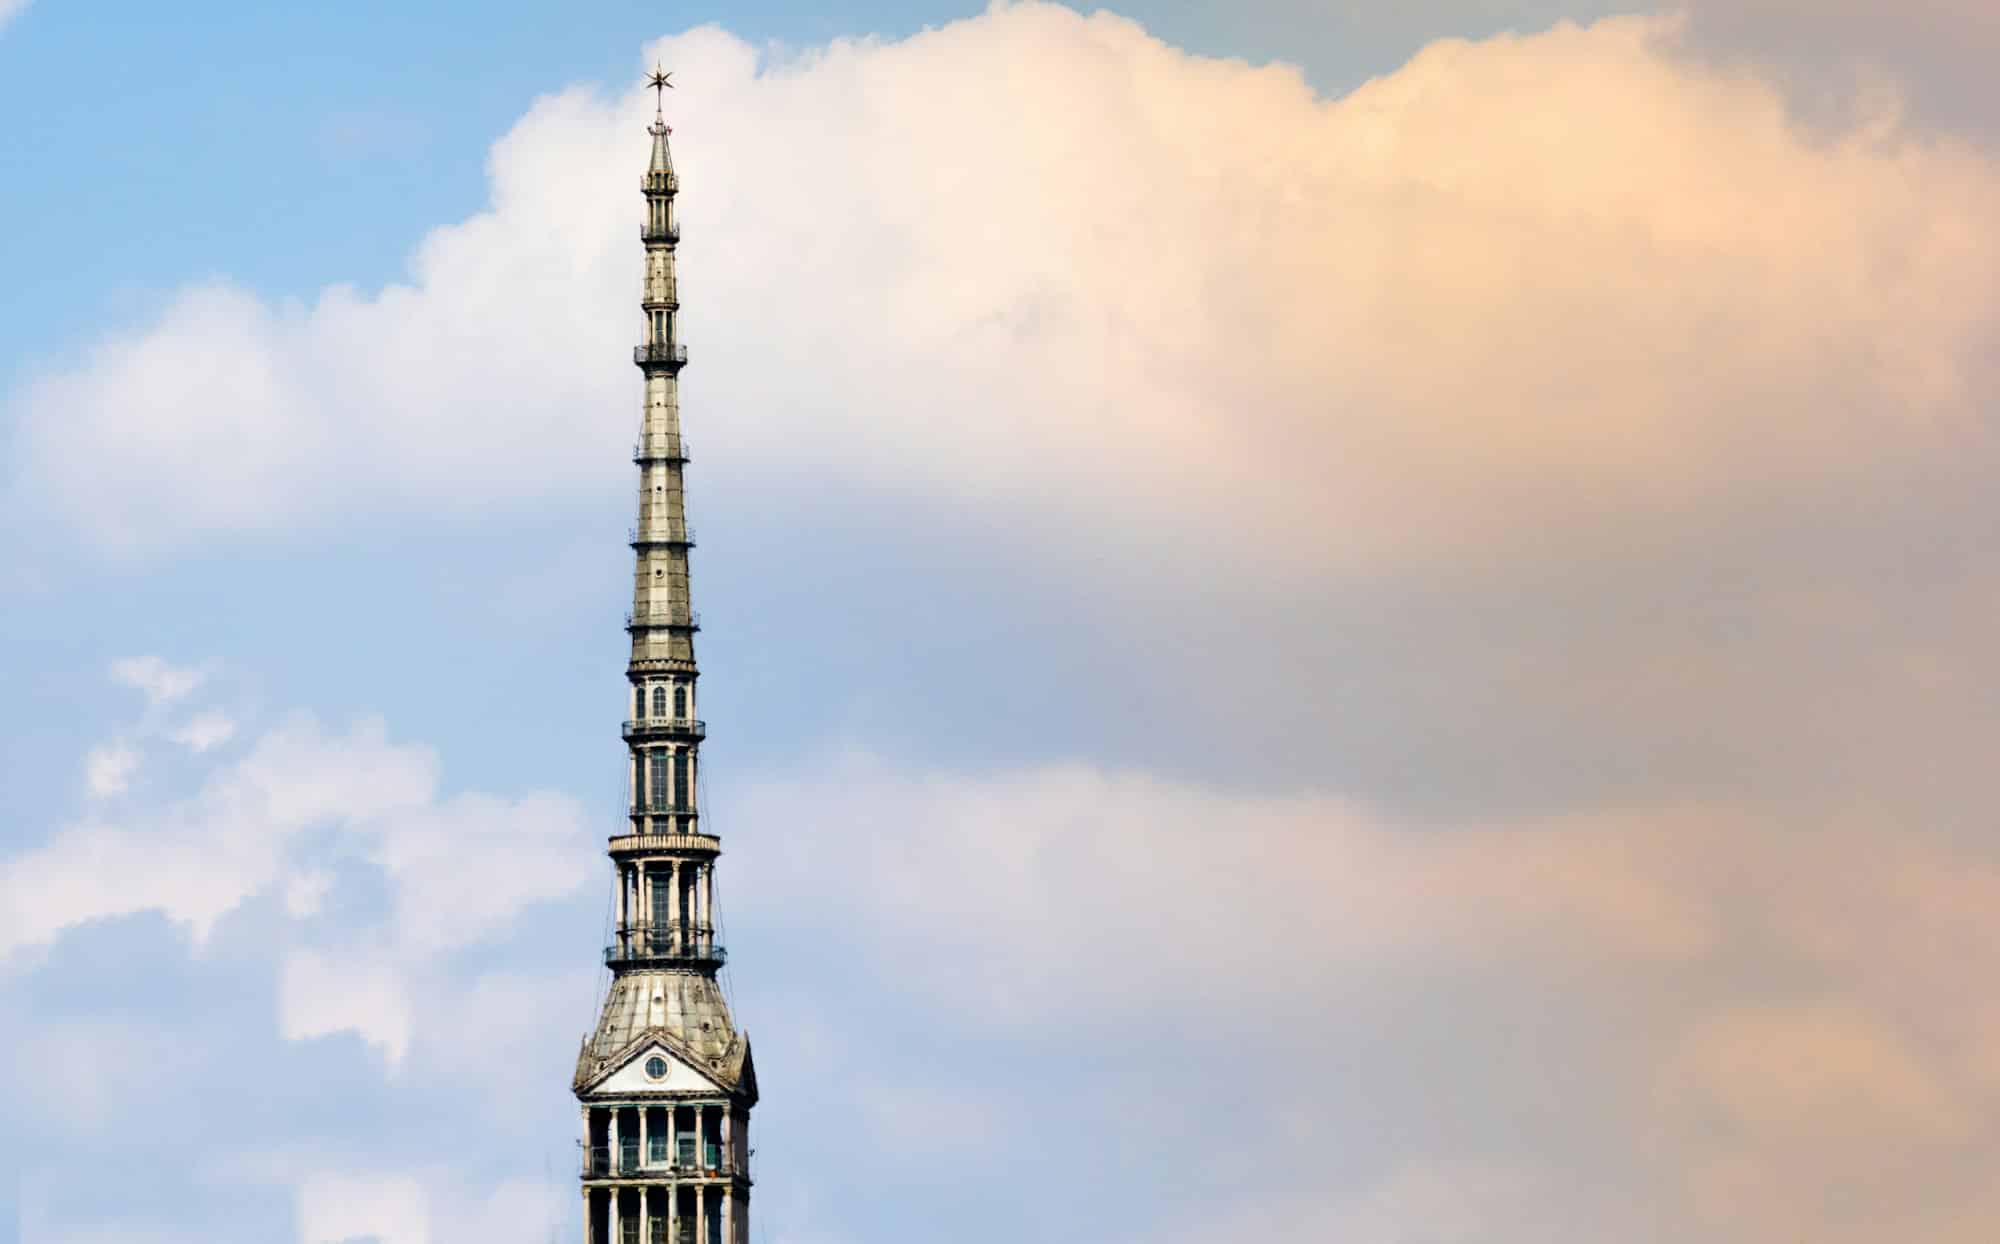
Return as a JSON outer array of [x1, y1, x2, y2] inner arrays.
[[646, 66, 675, 178], [575, 79, 757, 1244]]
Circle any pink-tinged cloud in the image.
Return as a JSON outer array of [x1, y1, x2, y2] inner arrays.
[[11, 7, 1996, 585]]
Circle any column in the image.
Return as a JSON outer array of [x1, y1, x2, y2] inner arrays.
[[719, 1112, 732, 1174], [582, 1187, 593, 1244], [695, 1186, 706, 1244], [668, 1183, 680, 1244], [640, 1108, 650, 1170], [609, 1188, 621, 1244], [615, 866, 627, 951], [639, 1187, 649, 1244], [701, 866, 714, 949], [720, 1190, 732, 1244], [608, 1110, 620, 1174], [669, 861, 683, 952], [666, 1105, 678, 1168]]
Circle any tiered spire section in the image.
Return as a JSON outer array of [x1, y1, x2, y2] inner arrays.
[[576, 77, 757, 1244]]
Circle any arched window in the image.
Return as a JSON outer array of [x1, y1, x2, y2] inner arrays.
[[673, 685, 688, 719], [633, 686, 643, 718], [651, 686, 668, 718], [673, 752, 689, 807]]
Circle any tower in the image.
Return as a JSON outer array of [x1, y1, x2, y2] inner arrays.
[[574, 76, 756, 1244]]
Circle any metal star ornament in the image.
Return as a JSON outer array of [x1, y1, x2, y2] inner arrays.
[[646, 67, 675, 115]]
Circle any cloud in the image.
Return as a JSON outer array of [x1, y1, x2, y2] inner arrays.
[[167, 710, 237, 753], [13, 7, 1995, 583], [298, 1173, 428, 1244], [109, 655, 205, 707], [734, 755, 1711, 1029], [0, 715, 429, 956], [12, 5, 1997, 825], [1, 675, 597, 1239], [82, 744, 137, 798], [1670, 0, 2000, 135], [282, 948, 416, 1064], [9, 8, 2000, 1242], [2, 706, 588, 983], [723, 752, 2000, 1241], [0, 0, 27, 38]]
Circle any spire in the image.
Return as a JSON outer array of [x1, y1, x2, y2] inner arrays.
[[573, 88, 757, 1244], [649, 118, 674, 177], [645, 66, 676, 180], [580, 71, 744, 1085]]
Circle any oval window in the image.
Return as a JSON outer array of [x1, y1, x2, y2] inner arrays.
[[645, 1056, 669, 1080]]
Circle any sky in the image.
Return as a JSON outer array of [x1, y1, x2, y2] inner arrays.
[[3, 1, 1999, 1241]]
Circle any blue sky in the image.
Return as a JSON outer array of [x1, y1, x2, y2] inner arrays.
[[6, 2, 2000, 1242]]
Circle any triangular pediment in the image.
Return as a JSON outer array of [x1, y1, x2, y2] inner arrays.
[[581, 1033, 724, 1097]]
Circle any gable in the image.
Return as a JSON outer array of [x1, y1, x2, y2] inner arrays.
[[589, 1041, 724, 1097]]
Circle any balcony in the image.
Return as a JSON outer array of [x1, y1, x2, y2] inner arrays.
[[608, 831, 719, 857], [628, 525, 696, 547], [632, 438, 690, 463], [634, 343, 689, 369], [605, 931, 726, 968], [640, 221, 681, 243], [623, 717, 707, 741], [581, 1146, 743, 1182], [628, 802, 698, 818], [626, 609, 701, 631]]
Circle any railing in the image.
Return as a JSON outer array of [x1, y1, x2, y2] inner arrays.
[[628, 525, 696, 546], [582, 1145, 744, 1181], [632, 439, 690, 462], [640, 221, 681, 243], [605, 932, 726, 968], [634, 343, 689, 367], [608, 832, 719, 856], [628, 802, 698, 817], [623, 717, 706, 740], [626, 609, 701, 630]]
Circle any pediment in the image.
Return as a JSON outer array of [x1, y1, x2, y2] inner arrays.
[[584, 1036, 724, 1097]]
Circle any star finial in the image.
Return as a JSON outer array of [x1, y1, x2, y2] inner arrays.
[[646, 66, 674, 118]]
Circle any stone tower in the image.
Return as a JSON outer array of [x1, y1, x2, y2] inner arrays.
[[574, 83, 756, 1244]]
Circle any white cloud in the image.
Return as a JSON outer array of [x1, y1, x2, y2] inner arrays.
[[372, 790, 591, 954], [734, 755, 1711, 1029], [284, 868, 334, 918], [281, 948, 414, 1064], [0, 0, 28, 38], [298, 1173, 429, 1244], [168, 709, 237, 753], [108, 655, 205, 707], [82, 744, 137, 797], [2, 709, 589, 984], [12, 6, 1995, 591], [0, 715, 427, 956]]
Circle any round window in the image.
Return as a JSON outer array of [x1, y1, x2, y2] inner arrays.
[[645, 1056, 669, 1080]]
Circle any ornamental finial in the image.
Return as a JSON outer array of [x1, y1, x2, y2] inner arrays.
[[646, 66, 674, 120]]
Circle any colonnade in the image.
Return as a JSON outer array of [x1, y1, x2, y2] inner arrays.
[[590, 1183, 737, 1244], [613, 859, 715, 956]]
